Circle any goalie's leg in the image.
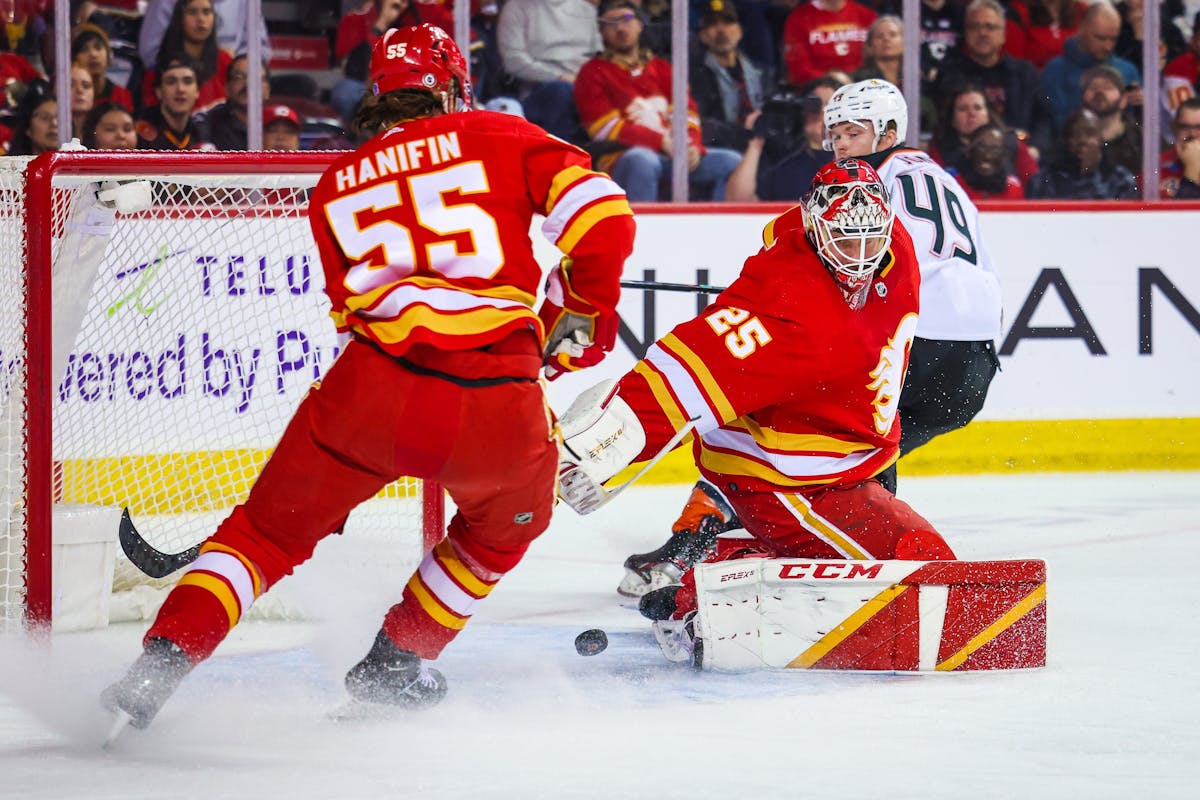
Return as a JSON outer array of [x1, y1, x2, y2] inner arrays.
[[617, 480, 741, 597]]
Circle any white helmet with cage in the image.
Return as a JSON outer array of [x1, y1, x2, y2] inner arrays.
[[802, 158, 896, 310], [823, 79, 908, 151]]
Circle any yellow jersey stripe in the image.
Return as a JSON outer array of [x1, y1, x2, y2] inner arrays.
[[546, 164, 595, 210], [200, 541, 263, 597], [659, 333, 737, 422], [408, 574, 469, 631], [357, 305, 534, 345], [557, 198, 634, 254], [699, 448, 841, 488], [633, 361, 692, 433], [725, 417, 875, 456], [433, 539, 495, 598]]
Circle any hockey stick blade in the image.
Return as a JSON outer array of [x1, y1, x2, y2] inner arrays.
[[620, 279, 727, 294], [592, 418, 698, 512], [118, 508, 201, 579]]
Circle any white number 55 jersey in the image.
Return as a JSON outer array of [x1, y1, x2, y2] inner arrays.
[[875, 148, 1003, 342]]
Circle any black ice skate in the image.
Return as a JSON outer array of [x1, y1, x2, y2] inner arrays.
[[100, 637, 193, 732], [344, 630, 447, 710], [617, 483, 739, 597]]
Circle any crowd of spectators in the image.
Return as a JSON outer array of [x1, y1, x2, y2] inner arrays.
[[1, 0, 1199, 201]]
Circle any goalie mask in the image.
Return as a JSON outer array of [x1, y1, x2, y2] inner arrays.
[[802, 158, 895, 310], [369, 24, 473, 112]]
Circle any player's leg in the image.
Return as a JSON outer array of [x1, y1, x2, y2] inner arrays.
[[347, 335, 555, 706], [102, 342, 422, 726], [727, 481, 956, 562], [617, 480, 741, 597], [877, 337, 999, 493], [368, 378, 558, 659]]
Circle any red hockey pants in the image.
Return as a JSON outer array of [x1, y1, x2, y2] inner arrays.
[[148, 334, 559, 662]]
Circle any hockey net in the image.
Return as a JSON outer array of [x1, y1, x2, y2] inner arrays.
[[0, 152, 441, 632]]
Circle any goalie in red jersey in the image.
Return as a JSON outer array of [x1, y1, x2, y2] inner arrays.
[[102, 24, 635, 733], [558, 158, 955, 629]]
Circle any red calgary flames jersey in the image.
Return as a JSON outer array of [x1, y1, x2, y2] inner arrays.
[[616, 206, 921, 491], [308, 110, 634, 356]]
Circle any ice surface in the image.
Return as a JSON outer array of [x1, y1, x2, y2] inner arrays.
[[2, 473, 1198, 799]]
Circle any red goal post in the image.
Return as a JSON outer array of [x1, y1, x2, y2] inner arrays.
[[2, 151, 443, 632]]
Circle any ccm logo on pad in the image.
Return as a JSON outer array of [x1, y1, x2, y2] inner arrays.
[[777, 563, 884, 579]]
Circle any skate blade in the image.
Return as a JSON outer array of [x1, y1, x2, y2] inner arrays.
[[102, 709, 134, 749]]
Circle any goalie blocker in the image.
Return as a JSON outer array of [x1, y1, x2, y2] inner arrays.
[[665, 557, 1046, 672]]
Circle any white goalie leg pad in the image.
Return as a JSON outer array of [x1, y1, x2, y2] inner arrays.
[[691, 558, 1047, 672], [558, 379, 647, 485]]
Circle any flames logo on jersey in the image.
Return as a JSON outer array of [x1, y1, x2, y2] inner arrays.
[[867, 313, 918, 435]]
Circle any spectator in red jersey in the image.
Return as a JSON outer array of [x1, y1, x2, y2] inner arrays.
[[948, 121, 1026, 198], [140, 0, 232, 113], [71, 23, 133, 111], [81, 100, 137, 149], [331, 0, 454, 123], [68, 63, 94, 140], [574, 0, 742, 201], [931, 0, 1044, 142], [1162, 12, 1200, 118], [135, 57, 205, 149], [1005, 0, 1086, 69], [1159, 96, 1200, 198], [929, 83, 1039, 184], [781, 0, 876, 88]]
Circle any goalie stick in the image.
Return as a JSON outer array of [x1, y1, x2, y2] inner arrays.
[[118, 508, 201, 578], [620, 279, 728, 294]]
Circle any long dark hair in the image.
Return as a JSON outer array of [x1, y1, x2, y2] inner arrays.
[[352, 90, 444, 139], [6, 78, 55, 156], [156, 0, 220, 86]]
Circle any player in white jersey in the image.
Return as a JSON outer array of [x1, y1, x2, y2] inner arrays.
[[823, 78, 1002, 493], [617, 78, 1002, 599]]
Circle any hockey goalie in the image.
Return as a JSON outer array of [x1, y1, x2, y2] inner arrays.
[[557, 159, 1047, 671]]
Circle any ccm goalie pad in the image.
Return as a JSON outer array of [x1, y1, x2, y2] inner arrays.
[[681, 558, 1046, 672]]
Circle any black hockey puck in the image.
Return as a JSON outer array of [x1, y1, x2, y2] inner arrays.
[[574, 628, 608, 656]]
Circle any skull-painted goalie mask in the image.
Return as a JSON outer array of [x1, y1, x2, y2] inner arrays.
[[802, 158, 895, 310]]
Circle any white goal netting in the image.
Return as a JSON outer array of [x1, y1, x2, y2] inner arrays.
[[0, 152, 434, 632]]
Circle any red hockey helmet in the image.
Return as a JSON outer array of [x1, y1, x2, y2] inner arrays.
[[368, 24, 473, 110], [802, 158, 895, 309]]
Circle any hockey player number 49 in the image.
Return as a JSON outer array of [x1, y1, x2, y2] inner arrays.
[[325, 161, 504, 293], [706, 307, 773, 359]]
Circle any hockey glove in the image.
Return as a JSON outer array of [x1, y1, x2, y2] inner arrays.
[[538, 262, 618, 381]]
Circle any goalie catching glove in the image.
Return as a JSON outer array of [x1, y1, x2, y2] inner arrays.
[[538, 260, 618, 381], [556, 379, 646, 514]]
